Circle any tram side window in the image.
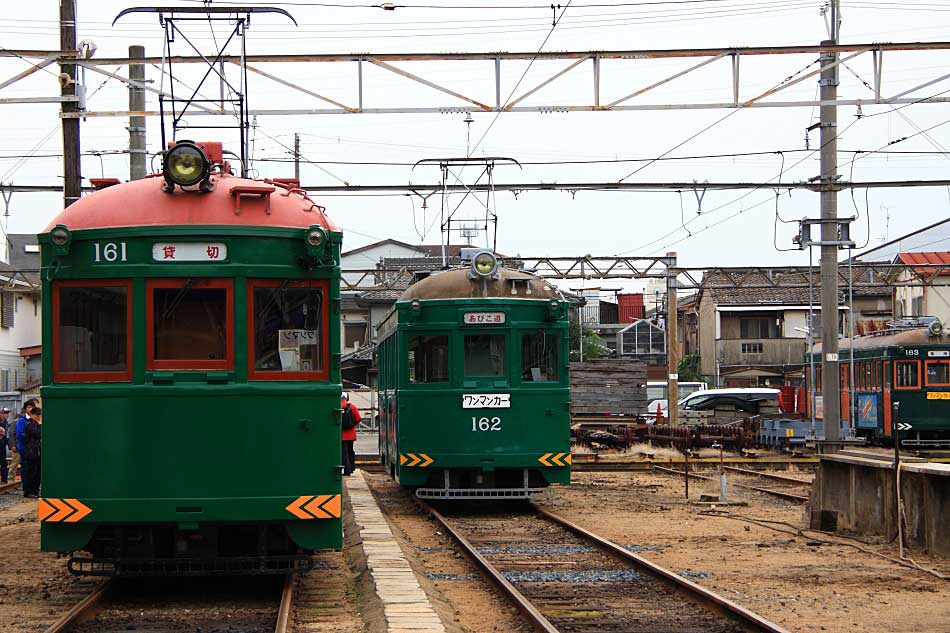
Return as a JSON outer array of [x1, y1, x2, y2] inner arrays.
[[252, 282, 324, 375], [464, 334, 505, 377], [522, 332, 559, 382], [149, 279, 232, 369], [409, 335, 449, 383], [56, 284, 129, 375], [926, 360, 950, 386], [895, 360, 920, 389]]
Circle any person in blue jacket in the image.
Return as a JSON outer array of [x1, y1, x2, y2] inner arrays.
[[15, 399, 37, 495]]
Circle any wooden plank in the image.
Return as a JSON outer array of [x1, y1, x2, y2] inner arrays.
[[345, 473, 447, 633]]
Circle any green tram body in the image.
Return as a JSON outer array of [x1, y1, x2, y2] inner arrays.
[[38, 172, 343, 575], [807, 328, 950, 446], [376, 267, 572, 499]]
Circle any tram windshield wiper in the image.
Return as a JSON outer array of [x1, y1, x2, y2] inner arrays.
[[162, 278, 194, 321]]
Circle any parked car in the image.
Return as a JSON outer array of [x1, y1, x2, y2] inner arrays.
[[678, 388, 783, 415]]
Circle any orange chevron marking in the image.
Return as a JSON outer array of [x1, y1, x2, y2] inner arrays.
[[304, 495, 333, 519], [286, 495, 314, 520], [48, 498, 75, 522], [399, 453, 408, 466], [418, 454, 433, 468], [406, 453, 422, 467], [37, 498, 56, 522], [63, 499, 92, 523], [564, 454, 572, 465], [551, 453, 564, 467], [321, 494, 342, 518], [538, 453, 553, 467]]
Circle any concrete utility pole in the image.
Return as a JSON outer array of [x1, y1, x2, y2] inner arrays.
[[666, 252, 679, 426], [128, 45, 147, 181], [819, 2, 842, 444], [60, 0, 81, 207], [294, 133, 301, 181]]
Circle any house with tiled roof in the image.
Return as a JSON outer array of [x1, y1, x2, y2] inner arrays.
[[890, 251, 950, 325], [695, 268, 892, 387]]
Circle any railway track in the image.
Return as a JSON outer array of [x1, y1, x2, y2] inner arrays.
[[0, 480, 21, 494], [418, 500, 790, 633], [41, 550, 355, 633], [653, 465, 811, 503]]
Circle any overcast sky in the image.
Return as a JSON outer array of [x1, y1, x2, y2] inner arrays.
[[2, 0, 950, 289]]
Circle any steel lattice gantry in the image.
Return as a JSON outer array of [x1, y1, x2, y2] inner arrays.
[[4, 41, 950, 115]]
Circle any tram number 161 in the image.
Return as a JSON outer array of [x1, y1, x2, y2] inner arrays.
[[471, 416, 502, 432], [93, 242, 128, 263]]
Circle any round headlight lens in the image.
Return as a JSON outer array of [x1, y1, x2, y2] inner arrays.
[[164, 143, 208, 186], [51, 226, 70, 246], [307, 228, 324, 247], [473, 252, 497, 277]]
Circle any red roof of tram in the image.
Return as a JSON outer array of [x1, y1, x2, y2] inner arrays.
[[44, 173, 337, 233]]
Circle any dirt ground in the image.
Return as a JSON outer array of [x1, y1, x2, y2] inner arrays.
[[543, 470, 950, 633], [365, 469, 949, 633], [0, 490, 100, 632]]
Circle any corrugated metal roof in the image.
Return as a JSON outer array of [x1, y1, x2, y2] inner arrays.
[[897, 251, 950, 269]]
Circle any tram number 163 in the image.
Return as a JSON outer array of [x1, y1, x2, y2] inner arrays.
[[471, 416, 502, 432]]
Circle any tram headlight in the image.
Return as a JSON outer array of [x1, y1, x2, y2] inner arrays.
[[470, 250, 498, 278], [304, 225, 328, 256], [49, 224, 71, 256], [163, 140, 210, 188]]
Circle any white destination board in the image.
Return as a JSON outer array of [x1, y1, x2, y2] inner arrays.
[[153, 242, 227, 262], [463, 311, 506, 325], [462, 393, 511, 409]]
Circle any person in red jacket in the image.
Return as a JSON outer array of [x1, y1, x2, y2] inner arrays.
[[341, 392, 361, 476]]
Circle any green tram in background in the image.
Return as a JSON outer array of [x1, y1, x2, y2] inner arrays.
[[376, 250, 572, 499], [807, 320, 950, 447], [38, 141, 343, 575]]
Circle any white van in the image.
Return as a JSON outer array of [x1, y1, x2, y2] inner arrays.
[[646, 381, 707, 402]]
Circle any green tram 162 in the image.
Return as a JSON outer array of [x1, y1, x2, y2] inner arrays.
[[38, 141, 343, 575], [807, 322, 950, 447], [376, 250, 572, 499]]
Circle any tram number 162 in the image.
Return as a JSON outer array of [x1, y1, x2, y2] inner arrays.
[[471, 416, 502, 432]]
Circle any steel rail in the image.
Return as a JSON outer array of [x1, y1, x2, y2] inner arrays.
[[653, 465, 810, 502], [418, 499, 791, 633], [531, 504, 792, 633], [416, 500, 559, 633], [722, 465, 813, 486], [0, 480, 21, 494], [274, 574, 295, 633], [42, 580, 112, 633]]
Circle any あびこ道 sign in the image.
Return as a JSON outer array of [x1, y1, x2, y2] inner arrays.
[[463, 312, 506, 325]]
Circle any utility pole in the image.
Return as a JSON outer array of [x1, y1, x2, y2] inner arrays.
[[666, 252, 679, 425], [819, 1, 841, 445], [128, 45, 147, 180], [60, 0, 81, 207], [294, 132, 301, 181]]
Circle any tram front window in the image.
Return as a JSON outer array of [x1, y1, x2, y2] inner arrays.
[[57, 284, 129, 374], [408, 335, 449, 383], [252, 284, 324, 373], [464, 334, 505, 377], [521, 332, 558, 382], [149, 279, 232, 368]]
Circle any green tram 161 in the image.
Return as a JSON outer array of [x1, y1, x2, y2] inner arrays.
[[807, 323, 950, 446], [376, 251, 572, 499], [38, 141, 343, 575]]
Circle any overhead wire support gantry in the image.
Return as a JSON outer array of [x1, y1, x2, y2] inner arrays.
[[7, 41, 950, 116]]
